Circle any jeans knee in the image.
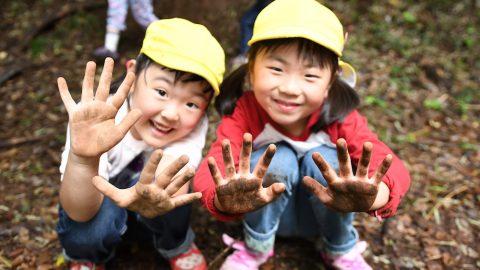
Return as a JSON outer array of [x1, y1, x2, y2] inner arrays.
[[302, 145, 339, 186], [57, 201, 127, 257], [260, 144, 299, 191]]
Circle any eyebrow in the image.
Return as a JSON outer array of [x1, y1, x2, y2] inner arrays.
[[151, 75, 174, 85], [267, 54, 288, 65], [267, 54, 318, 68]]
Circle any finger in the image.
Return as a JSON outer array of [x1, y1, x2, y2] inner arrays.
[[207, 157, 223, 186], [312, 152, 337, 185], [171, 192, 202, 208], [238, 133, 253, 175], [139, 150, 163, 184], [81, 61, 96, 103], [110, 72, 135, 109], [337, 138, 353, 178], [302, 176, 332, 205], [165, 167, 194, 195], [92, 176, 128, 206], [95, 58, 114, 102], [253, 144, 276, 179], [222, 139, 236, 178], [57, 77, 76, 114], [264, 182, 285, 200], [162, 155, 189, 181], [114, 108, 143, 138], [356, 142, 372, 178], [373, 154, 393, 185]]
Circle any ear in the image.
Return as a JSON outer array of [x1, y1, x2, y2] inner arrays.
[[323, 85, 330, 99], [126, 59, 136, 73], [247, 64, 254, 86], [125, 59, 136, 94]]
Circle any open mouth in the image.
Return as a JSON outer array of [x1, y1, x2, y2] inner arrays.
[[272, 98, 300, 112], [150, 120, 173, 136]]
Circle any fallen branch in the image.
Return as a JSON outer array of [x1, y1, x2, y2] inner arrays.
[[0, 65, 23, 86], [0, 134, 50, 149], [0, 60, 51, 86], [425, 185, 469, 220], [0, 251, 12, 268], [18, 1, 106, 52]]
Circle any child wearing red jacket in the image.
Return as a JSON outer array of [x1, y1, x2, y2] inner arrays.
[[193, 0, 410, 269]]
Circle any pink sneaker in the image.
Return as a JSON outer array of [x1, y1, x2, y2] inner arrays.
[[220, 234, 274, 270], [321, 241, 372, 270]]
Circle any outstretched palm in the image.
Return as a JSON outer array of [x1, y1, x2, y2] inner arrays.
[[208, 133, 286, 214], [303, 139, 392, 212], [57, 58, 142, 158], [92, 150, 202, 218]]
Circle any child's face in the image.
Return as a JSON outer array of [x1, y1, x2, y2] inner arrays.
[[250, 44, 332, 136], [129, 63, 211, 148]]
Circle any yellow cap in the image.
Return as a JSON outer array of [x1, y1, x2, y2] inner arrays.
[[140, 18, 225, 96], [249, 0, 357, 87]]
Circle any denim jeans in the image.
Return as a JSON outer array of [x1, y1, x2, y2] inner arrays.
[[239, 0, 272, 55], [56, 156, 194, 263], [243, 143, 358, 254]]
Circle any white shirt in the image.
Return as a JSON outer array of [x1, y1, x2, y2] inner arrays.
[[59, 101, 208, 181]]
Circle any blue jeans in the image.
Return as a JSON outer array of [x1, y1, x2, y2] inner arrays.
[[56, 158, 194, 263], [244, 143, 358, 254], [239, 0, 272, 55]]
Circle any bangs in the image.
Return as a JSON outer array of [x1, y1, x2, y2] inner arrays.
[[249, 38, 338, 72]]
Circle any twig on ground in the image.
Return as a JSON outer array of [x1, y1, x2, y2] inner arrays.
[[425, 185, 469, 220], [0, 60, 51, 86], [18, 1, 106, 52], [0, 135, 50, 149]]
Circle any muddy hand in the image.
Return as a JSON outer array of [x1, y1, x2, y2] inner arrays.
[[302, 139, 392, 212], [57, 58, 142, 158], [209, 133, 285, 214], [92, 149, 202, 218]]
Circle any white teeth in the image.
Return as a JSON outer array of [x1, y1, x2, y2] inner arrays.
[[152, 121, 172, 132]]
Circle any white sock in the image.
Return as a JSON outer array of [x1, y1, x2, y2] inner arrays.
[[104, 31, 120, 52]]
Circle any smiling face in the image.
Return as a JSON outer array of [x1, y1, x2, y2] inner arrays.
[[250, 43, 333, 136], [128, 62, 212, 148]]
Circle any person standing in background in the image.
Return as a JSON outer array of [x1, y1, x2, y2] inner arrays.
[[93, 0, 158, 61], [230, 0, 272, 70]]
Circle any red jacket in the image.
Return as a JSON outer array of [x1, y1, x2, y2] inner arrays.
[[194, 91, 410, 221]]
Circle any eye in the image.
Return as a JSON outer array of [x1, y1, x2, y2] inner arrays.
[[268, 66, 283, 73], [305, 74, 320, 79], [186, 102, 199, 109], [155, 89, 167, 97]]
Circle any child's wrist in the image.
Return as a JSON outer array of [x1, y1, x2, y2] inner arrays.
[[68, 152, 100, 167], [369, 181, 390, 211], [213, 195, 226, 213]]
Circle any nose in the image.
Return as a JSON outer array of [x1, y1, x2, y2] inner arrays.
[[278, 76, 301, 96], [160, 104, 179, 123]]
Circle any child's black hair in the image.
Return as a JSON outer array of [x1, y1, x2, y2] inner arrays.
[[215, 38, 359, 131], [109, 53, 213, 96]]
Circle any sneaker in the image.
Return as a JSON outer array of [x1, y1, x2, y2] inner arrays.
[[321, 241, 372, 270], [69, 261, 105, 270], [169, 243, 207, 270], [220, 234, 274, 270], [92, 47, 119, 62]]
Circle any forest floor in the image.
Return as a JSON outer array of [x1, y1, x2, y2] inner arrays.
[[0, 1, 479, 269]]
